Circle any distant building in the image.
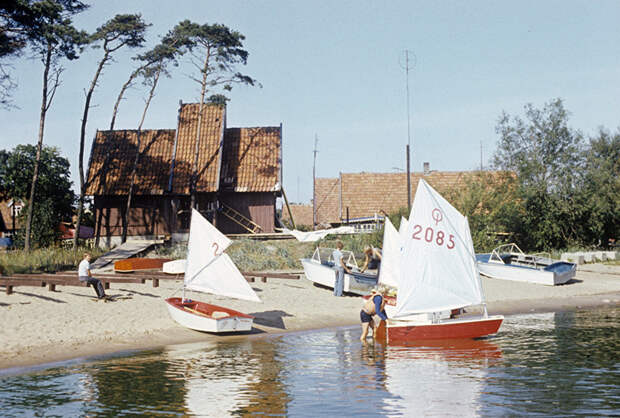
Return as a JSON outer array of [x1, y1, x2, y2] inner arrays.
[[282, 168, 482, 230], [0, 199, 23, 238], [86, 103, 282, 246]]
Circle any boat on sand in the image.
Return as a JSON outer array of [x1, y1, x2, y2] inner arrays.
[[476, 243, 576, 286], [301, 247, 378, 295], [165, 209, 260, 333], [376, 179, 503, 343], [114, 258, 171, 273]]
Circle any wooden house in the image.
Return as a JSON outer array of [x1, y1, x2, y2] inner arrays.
[[85, 103, 282, 246], [0, 199, 22, 238]]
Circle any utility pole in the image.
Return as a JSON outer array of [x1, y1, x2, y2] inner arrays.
[[401, 50, 415, 212], [312, 135, 318, 230]]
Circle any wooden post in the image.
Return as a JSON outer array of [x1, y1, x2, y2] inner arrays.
[[281, 187, 296, 230]]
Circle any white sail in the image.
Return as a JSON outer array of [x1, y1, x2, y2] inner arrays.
[[184, 208, 260, 302], [186, 253, 260, 302], [398, 216, 409, 242], [378, 217, 401, 289], [395, 179, 483, 316]]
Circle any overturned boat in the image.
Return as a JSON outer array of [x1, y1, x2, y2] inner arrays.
[[476, 243, 576, 286]]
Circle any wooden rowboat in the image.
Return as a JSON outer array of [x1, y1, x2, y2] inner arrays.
[[165, 297, 254, 333], [114, 258, 172, 273]]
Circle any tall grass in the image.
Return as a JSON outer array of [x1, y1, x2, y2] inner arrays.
[[151, 232, 383, 271], [0, 247, 108, 275]]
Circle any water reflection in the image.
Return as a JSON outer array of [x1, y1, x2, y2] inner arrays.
[[367, 338, 502, 416], [162, 340, 290, 416], [0, 308, 617, 416]]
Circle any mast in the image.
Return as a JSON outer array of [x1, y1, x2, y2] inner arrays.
[[312, 135, 318, 230]]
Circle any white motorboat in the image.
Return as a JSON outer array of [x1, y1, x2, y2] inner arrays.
[[301, 247, 378, 295], [476, 243, 576, 285]]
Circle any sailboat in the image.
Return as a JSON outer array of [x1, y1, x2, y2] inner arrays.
[[376, 179, 503, 343], [165, 209, 261, 333]]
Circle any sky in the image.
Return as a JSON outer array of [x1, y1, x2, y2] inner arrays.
[[2, 0, 619, 204]]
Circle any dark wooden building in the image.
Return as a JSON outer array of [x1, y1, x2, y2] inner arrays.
[[85, 103, 282, 246]]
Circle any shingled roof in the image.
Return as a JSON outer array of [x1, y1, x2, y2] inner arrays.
[[220, 127, 281, 192], [315, 171, 473, 224], [314, 177, 341, 224], [281, 204, 314, 227], [172, 103, 225, 194], [86, 129, 176, 195], [86, 103, 281, 196]]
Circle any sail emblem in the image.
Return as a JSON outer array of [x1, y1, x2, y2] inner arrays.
[[432, 208, 443, 225]]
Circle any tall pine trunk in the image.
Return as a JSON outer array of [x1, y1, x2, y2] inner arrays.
[[24, 46, 52, 251], [73, 52, 109, 250], [121, 65, 162, 243], [190, 49, 211, 210]]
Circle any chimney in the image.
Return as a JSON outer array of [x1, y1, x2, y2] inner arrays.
[[423, 162, 430, 175]]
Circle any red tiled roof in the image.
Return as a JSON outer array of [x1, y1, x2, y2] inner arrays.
[[281, 204, 314, 227], [220, 127, 281, 192], [86, 103, 282, 197], [314, 177, 341, 224], [314, 171, 476, 223], [85, 130, 176, 195], [171, 103, 225, 194]]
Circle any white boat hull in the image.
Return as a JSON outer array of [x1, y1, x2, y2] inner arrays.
[[477, 259, 576, 285], [165, 298, 254, 333], [301, 258, 377, 296], [163, 259, 186, 274]]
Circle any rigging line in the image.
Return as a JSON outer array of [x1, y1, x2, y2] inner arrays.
[[166, 244, 231, 298]]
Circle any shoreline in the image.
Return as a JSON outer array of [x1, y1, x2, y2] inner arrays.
[[1, 266, 619, 372]]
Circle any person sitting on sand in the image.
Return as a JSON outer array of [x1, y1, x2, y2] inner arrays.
[[78, 252, 106, 300], [360, 246, 382, 274], [360, 286, 388, 342], [332, 241, 350, 297]]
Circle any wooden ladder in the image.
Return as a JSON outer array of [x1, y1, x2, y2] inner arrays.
[[220, 204, 263, 234]]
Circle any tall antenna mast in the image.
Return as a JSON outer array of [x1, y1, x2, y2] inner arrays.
[[312, 135, 318, 230], [400, 50, 416, 212]]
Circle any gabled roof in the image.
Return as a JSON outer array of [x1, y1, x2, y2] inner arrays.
[[340, 171, 470, 220], [86, 130, 176, 195], [315, 171, 474, 223], [281, 203, 314, 227], [86, 103, 281, 196], [220, 127, 281, 192], [171, 103, 225, 194], [314, 177, 341, 225]]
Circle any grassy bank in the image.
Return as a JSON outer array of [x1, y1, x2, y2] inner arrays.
[[152, 232, 383, 271], [0, 247, 108, 275]]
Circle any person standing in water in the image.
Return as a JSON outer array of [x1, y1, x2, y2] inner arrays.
[[360, 287, 388, 341]]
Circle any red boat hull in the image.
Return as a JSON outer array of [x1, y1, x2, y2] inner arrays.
[[377, 316, 503, 343], [114, 258, 172, 273]]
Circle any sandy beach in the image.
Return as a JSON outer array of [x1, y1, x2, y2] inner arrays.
[[1, 263, 619, 371]]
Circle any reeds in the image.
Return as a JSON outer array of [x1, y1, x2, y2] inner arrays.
[[0, 247, 108, 275]]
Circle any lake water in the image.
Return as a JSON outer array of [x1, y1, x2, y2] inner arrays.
[[1, 308, 618, 417]]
